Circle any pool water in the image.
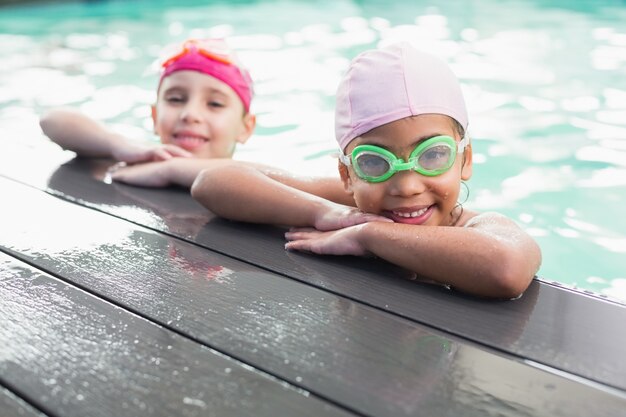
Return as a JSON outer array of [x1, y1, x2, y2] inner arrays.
[[1, 0, 625, 301]]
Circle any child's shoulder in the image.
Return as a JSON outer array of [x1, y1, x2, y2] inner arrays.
[[458, 210, 513, 228]]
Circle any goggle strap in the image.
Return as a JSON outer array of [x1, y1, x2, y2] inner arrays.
[[338, 152, 352, 166], [458, 134, 470, 152]]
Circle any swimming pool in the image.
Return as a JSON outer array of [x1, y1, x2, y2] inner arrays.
[[1, 0, 625, 301]]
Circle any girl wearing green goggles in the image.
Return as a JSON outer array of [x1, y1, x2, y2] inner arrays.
[[192, 44, 542, 300]]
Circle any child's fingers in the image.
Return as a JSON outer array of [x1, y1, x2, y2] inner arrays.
[[152, 148, 173, 161], [106, 161, 127, 173], [287, 226, 317, 233], [110, 165, 168, 187], [285, 239, 318, 253], [285, 240, 305, 251], [110, 167, 129, 182], [286, 227, 366, 255], [286, 238, 351, 256], [163, 145, 193, 158], [341, 212, 392, 228], [110, 166, 140, 183], [285, 229, 318, 241], [109, 163, 128, 174]]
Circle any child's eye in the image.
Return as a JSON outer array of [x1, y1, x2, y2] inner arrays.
[[165, 95, 185, 104], [208, 101, 225, 108]]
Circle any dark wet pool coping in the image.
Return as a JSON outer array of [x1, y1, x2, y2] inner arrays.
[[1, 144, 625, 416]]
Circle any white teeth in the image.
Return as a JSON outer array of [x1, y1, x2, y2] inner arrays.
[[393, 207, 428, 218]]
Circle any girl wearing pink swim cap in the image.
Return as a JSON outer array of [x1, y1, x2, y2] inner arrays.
[[192, 43, 541, 298], [40, 38, 256, 188]]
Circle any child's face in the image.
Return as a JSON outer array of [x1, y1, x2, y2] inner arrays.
[[340, 114, 472, 226], [152, 70, 255, 159]]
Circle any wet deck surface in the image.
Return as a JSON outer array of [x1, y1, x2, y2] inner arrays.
[[1, 143, 626, 416]]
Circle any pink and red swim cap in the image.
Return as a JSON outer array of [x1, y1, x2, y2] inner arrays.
[[335, 43, 468, 151], [159, 38, 253, 112]]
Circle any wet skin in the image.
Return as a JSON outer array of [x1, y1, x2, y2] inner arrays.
[[340, 114, 473, 226], [152, 70, 255, 159]]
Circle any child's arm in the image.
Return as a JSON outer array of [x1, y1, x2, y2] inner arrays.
[[191, 162, 389, 229], [285, 212, 541, 299], [110, 158, 235, 188], [112, 158, 358, 202], [39, 108, 191, 162]]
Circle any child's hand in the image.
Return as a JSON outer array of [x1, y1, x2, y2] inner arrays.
[[285, 225, 369, 256], [113, 143, 192, 164], [313, 204, 392, 231], [110, 160, 172, 187]]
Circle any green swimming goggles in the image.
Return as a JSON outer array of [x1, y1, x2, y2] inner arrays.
[[339, 135, 469, 183]]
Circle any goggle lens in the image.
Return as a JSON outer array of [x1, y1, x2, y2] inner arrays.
[[354, 152, 392, 179], [416, 142, 454, 171]]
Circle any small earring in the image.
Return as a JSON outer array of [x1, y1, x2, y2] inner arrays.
[[459, 181, 470, 205]]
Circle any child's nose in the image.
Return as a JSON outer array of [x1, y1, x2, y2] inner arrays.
[[180, 101, 203, 123], [387, 170, 427, 197]]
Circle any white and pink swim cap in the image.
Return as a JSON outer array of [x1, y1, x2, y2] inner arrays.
[[335, 43, 468, 151]]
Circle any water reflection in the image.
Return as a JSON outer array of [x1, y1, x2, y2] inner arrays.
[[0, 179, 133, 256], [46, 158, 227, 287]]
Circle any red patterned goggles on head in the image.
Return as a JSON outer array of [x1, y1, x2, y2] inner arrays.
[[160, 38, 235, 68], [157, 38, 253, 112]]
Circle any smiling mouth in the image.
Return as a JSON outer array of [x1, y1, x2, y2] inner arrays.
[[173, 134, 208, 151], [386, 205, 434, 225], [392, 206, 430, 218]]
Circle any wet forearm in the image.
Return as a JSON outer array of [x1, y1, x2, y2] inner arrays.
[[40, 108, 124, 157], [164, 159, 228, 188], [191, 164, 331, 226], [358, 222, 539, 298], [259, 170, 354, 207]]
